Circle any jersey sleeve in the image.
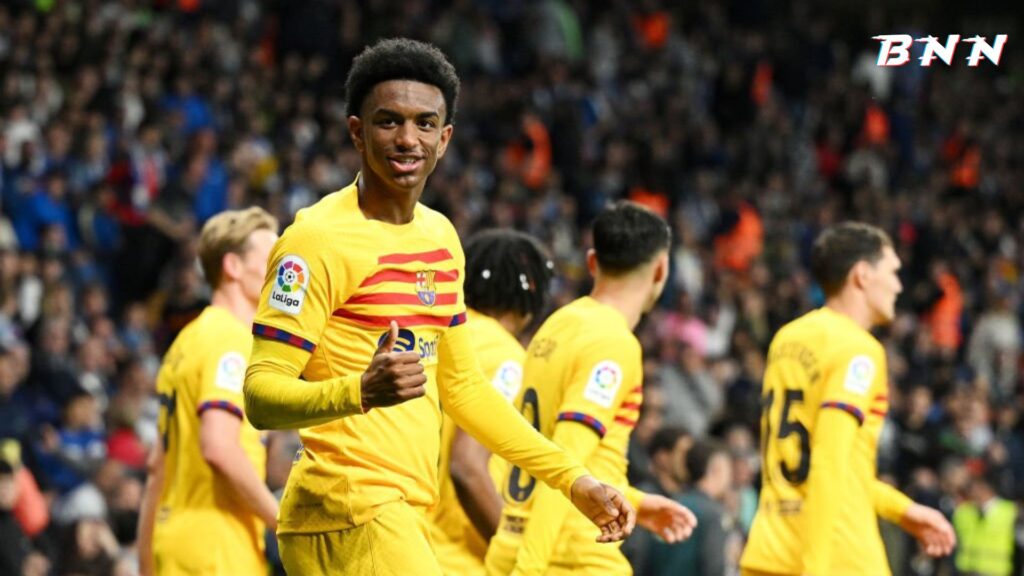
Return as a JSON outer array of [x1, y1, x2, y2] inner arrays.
[[196, 335, 251, 419], [818, 339, 887, 425], [556, 333, 643, 440], [252, 222, 338, 353], [437, 241, 587, 499]]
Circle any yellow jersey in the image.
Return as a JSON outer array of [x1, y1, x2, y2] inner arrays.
[[487, 297, 643, 575], [429, 309, 525, 575], [154, 306, 267, 574], [250, 180, 586, 536], [740, 307, 896, 576]]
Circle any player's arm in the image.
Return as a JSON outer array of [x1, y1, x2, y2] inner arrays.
[[137, 441, 164, 576], [872, 479, 913, 522], [801, 406, 858, 576], [801, 350, 881, 576], [245, 322, 424, 429], [449, 427, 502, 540], [199, 409, 278, 529], [438, 322, 634, 542], [872, 480, 956, 557]]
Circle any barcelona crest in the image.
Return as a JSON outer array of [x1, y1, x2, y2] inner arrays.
[[416, 270, 437, 307]]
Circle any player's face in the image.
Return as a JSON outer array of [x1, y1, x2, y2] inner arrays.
[[864, 245, 902, 326], [240, 229, 278, 306], [349, 80, 453, 195]]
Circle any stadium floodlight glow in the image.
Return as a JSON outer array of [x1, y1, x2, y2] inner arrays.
[[872, 34, 1008, 67]]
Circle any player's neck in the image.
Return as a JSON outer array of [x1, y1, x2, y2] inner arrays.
[[489, 311, 523, 337], [590, 280, 646, 330], [357, 171, 420, 224], [824, 294, 873, 331], [211, 284, 257, 328]]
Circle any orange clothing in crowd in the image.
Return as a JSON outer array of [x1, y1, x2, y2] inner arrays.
[[926, 271, 964, 352], [714, 202, 764, 273]]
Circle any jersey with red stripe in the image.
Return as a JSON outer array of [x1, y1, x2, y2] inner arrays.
[[154, 305, 267, 572], [741, 307, 892, 575], [491, 296, 642, 566], [251, 179, 471, 532]]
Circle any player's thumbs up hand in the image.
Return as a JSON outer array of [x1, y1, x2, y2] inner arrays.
[[360, 321, 426, 411]]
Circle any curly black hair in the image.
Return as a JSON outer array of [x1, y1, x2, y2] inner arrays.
[[592, 201, 672, 275], [345, 38, 460, 125], [464, 229, 554, 323]]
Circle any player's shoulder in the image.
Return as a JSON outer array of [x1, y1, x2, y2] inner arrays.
[[281, 184, 361, 243], [555, 299, 640, 356], [188, 307, 252, 354]]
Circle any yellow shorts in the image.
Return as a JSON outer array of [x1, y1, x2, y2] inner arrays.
[[484, 527, 628, 576], [433, 537, 485, 576], [153, 511, 266, 576], [278, 501, 442, 576]]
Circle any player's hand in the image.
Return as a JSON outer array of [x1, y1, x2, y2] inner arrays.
[[569, 475, 636, 543], [900, 503, 956, 557], [360, 321, 426, 411], [637, 493, 697, 543]]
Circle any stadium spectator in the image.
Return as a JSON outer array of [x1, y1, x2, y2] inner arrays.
[[646, 439, 733, 576]]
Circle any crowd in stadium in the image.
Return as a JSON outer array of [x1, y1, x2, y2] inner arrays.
[[0, 0, 1020, 574]]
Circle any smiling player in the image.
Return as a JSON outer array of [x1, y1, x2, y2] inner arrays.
[[242, 39, 635, 575]]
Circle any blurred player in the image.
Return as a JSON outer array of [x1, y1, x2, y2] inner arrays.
[[428, 229, 555, 576], [242, 38, 634, 575], [486, 201, 697, 576], [137, 207, 280, 576], [740, 222, 956, 576]]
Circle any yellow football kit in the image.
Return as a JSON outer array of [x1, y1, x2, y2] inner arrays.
[[244, 180, 588, 575], [153, 306, 267, 575], [485, 297, 645, 576], [740, 307, 912, 576], [429, 309, 525, 576]]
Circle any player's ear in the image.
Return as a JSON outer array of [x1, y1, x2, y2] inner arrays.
[[221, 252, 242, 283], [851, 260, 870, 290], [436, 124, 454, 159], [652, 251, 669, 284], [586, 249, 598, 278], [347, 116, 365, 152]]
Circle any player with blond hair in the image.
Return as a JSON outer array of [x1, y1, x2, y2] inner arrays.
[[138, 207, 280, 576]]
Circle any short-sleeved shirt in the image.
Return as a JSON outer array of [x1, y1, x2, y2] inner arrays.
[[155, 305, 266, 569]]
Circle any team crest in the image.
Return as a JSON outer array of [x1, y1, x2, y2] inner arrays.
[[416, 270, 437, 307]]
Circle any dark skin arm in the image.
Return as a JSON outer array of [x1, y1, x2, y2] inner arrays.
[[450, 427, 503, 540]]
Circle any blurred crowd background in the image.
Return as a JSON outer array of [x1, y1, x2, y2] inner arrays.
[[0, 0, 1021, 575]]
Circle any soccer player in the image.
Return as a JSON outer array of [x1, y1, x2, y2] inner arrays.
[[485, 201, 698, 576], [137, 207, 280, 576], [242, 38, 634, 575], [739, 222, 956, 576], [428, 229, 555, 576]]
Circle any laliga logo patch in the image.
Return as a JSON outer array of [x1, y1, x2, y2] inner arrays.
[[583, 360, 622, 408], [214, 351, 247, 393], [416, 270, 437, 307], [492, 360, 524, 402], [843, 355, 875, 396], [269, 255, 310, 314]]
